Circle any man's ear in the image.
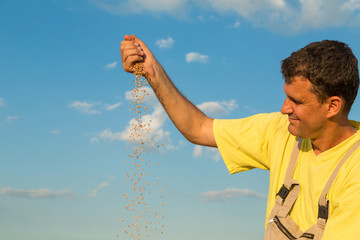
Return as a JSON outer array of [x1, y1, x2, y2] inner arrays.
[[326, 96, 342, 118]]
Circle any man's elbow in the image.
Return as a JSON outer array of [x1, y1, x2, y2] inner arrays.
[[183, 118, 217, 147]]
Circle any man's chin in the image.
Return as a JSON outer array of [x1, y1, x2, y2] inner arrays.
[[288, 125, 302, 137]]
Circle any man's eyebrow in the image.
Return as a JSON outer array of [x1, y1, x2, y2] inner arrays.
[[288, 95, 302, 103]]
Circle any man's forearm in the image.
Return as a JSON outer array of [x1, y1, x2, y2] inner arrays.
[[147, 61, 216, 147]]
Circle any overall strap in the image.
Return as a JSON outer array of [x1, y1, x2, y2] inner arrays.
[[276, 137, 302, 202], [318, 139, 360, 214], [313, 139, 360, 240], [274, 138, 302, 218], [284, 138, 303, 188]]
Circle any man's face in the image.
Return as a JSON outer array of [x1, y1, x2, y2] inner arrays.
[[281, 76, 329, 139]]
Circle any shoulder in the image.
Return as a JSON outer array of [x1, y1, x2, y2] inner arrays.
[[214, 112, 289, 133], [214, 112, 293, 151]]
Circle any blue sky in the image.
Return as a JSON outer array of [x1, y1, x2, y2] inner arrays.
[[1, 0, 360, 240]]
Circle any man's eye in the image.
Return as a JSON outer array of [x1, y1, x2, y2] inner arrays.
[[290, 98, 301, 105], [286, 96, 302, 105]]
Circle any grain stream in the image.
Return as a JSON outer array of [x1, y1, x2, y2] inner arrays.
[[120, 62, 165, 240]]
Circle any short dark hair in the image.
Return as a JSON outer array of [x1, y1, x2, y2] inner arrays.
[[281, 40, 359, 113]]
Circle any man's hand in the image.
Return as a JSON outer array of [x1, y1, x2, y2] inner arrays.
[[120, 35, 157, 79], [119, 34, 216, 147]]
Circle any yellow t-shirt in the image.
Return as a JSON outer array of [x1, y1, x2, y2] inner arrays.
[[213, 112, 360, 239]]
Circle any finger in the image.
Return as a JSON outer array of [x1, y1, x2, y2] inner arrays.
[[128, 36, 150, 54], [120, 40, 135, 55], [121, 43, 142, 59], [120, 41, 144, 55], [121, 48, 144, 64], [133, 38, 147, 52], [123, 35, 153, 61], [123, 55, 144, 73]]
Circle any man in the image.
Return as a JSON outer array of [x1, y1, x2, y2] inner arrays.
[[120, 35, 360, 239]]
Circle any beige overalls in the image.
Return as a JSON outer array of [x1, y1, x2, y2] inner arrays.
[[264, 138, 360, 240]]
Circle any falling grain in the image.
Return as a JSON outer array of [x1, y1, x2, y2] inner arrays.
[[120, 62, 166, 239]]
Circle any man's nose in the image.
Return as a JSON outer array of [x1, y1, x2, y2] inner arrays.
[[281, 98, 292, 114]]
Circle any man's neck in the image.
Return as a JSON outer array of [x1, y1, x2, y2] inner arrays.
[[311, 120, 356, 156]]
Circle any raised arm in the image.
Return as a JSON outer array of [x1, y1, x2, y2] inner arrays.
[[120, 35, 216, 147]]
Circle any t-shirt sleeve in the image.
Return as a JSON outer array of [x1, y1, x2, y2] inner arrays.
[[213, 112, 288, 174]]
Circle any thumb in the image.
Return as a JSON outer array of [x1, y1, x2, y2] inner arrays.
[[123, 34, 136, 41]]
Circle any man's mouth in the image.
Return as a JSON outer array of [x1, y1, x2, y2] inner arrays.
[[288, 116, 299, 123]]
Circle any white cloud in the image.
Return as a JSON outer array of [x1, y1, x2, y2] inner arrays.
[[96, 128, 127, 141], [0, 187, 74, 199], [343, 0, 360, 10], [200, 188, 266, 202], [105, 61, 118, 69], [91, 137, 100, 143], [51, 129, 61, 135], [197, 100, 238, 116], [197, 15, 205, 21], [93, 87, 176, 150], [7, 116, 19, 122], [156, 37, 175, 49], [125, 86, 158, 106], [243, 105, 258, 113], [223, 100, 238, 111], [69, 101, 101, 115], [202, 0, 286, 18], [186, 52, 209, 64], [201, 0, 360, 32], [293, 0, 343, 29], [90, 0, 189, 17], [178, 140, 188, 146], [192, 145, 221, 161], [104, 102, 122, 111], [197, 101, 226, 115], [231, 21, 241, 28], [91, 0, 360, 33], [94, 104, 173, 148], [89, 181, 110, 198], [70, 101, 124, 114], [193, 145, 203, 158], [0, 98, 4, 107]]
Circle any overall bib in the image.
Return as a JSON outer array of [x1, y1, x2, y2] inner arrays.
[[264, 138, 360, 240]]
